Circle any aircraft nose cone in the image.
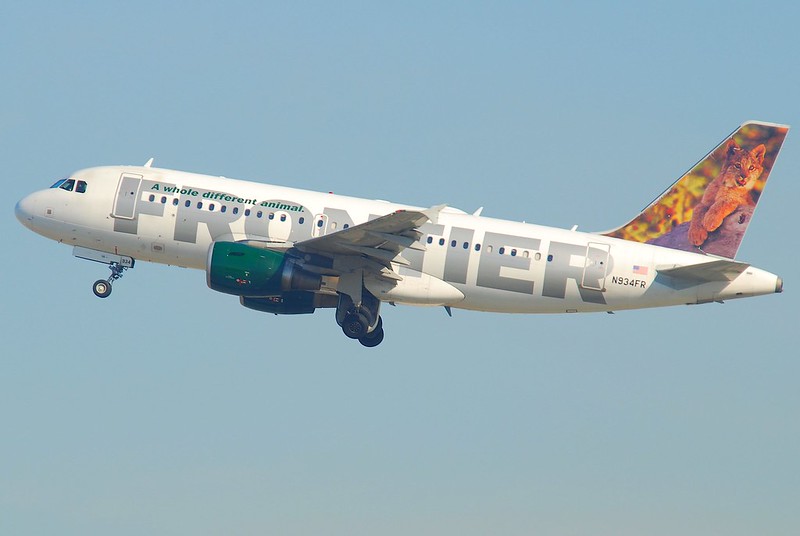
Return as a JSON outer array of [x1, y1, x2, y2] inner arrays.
[[15, 194, 36, 227], [15, 197, 28, 222]]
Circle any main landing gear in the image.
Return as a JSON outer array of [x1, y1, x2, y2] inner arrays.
[[337, 288, 385, 347], [342, 314, 384, 347], [92, 261, 130, 298]]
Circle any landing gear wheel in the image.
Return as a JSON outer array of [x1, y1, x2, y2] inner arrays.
[[358, 317, 384, 347], [91, 261, 130, 298], [359, 326, 384, 347], [93, 279, 112, 298], [342, 312, 369, 339]]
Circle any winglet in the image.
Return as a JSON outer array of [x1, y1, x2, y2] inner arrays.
[[423, 204, 448, 224], [144, 157, 154, 168]]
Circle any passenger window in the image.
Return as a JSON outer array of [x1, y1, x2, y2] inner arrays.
[[197, 202, 203, 209], [257, 211, 263, 218], [475, 243, 481, 252], [535, 252, 541, 261], [209, 204, 215, 211], [462, 242, 469, 249], [172, 198, 179, 206], [268, 213, 274, 220], [439, 238, 445, 246], [161, 196, 167, 204], [499, 247, 505, 255], [487, 245, 493, 253], [523, 251, 529, 258], [76, 181, 88, 193], [427, 236, 433, 244], [149, 194, 155, 202], [280, 214, 287, 222], [59, 179, 75, 192], [343, 224, 349, 229], [547, 254, 553, 262], [450, 240, 456, 247], [221, 205, 227, 213], [185, 200, 191, 207], [330, 221, 337, 230], [233, 207, 239, 215], [511, 249, 517, 257], [245, 209, 251, 216], [299, 217, 305, 224]]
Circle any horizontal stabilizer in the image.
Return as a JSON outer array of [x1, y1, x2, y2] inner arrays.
[[656, 259, 750, 282]]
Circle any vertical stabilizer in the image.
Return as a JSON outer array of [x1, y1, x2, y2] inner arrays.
[[603, 121, 788, 259]]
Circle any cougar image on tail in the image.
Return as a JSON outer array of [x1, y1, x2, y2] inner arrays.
[[603, 121, 787, 259], [687, 139, 766, 248]]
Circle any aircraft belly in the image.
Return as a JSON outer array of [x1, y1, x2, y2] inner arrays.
[[454, 285, 607, 314], [364, 271, 465, 306], [78, 226, 205, 269]]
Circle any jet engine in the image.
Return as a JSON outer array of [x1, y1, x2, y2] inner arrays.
[[206, 241, 321, 296]]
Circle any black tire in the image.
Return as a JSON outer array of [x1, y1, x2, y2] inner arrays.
[[359, 326, 384, 347], [93, 279, 112, 298], [342, 312, 369, 339]]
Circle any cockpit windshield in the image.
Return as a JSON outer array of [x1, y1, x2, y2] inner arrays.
[[49, 178, 87, 193], [59, 179, 76, 191]]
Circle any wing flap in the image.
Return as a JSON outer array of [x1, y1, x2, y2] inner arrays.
[[294, 208, 434, 258], [340, 244, 412, 266], [291, 207, 441, 283], [365, 231, 427, 251]]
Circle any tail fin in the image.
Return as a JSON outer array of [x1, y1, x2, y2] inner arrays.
[[603, 121, 789, 259]]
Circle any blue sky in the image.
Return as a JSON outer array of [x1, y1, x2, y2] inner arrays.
[[2, 2, 799, 534]]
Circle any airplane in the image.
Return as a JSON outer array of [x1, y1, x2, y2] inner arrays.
[[15, 121, 788, 347]]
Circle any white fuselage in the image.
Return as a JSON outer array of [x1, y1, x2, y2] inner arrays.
[[16, 165, 781, 313]]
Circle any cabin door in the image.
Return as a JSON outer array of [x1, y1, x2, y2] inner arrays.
[[112, 174, 143, 219], [581, 243, 610, 291]]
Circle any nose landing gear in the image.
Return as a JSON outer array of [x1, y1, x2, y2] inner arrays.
[[92, 261, 129, 298], [73, 246, 134, 299]]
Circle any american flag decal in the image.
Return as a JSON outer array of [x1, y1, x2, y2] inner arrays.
[[633, 265, 649, 275]]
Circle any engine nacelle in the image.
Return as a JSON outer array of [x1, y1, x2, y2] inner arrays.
[[240, 293, 317, 315], [207, 241, 321, 296], [241, 292, 339, 315]]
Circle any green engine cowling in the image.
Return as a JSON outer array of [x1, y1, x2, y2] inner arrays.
[[207, 241, 322, 296]]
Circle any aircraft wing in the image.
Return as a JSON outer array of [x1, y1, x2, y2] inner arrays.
[[656, 259, 750, 282], [293, 205, 443, 271]]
